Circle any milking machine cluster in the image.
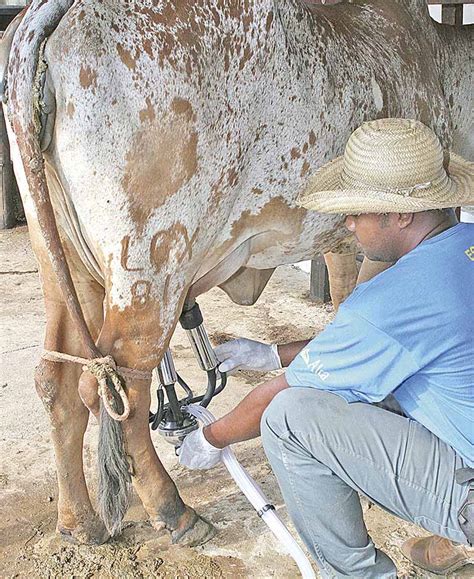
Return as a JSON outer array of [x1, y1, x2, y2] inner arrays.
[[149, 301, 227, 445]]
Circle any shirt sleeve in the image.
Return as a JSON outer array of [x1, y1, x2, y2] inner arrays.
[[285, 305, 420, 403]]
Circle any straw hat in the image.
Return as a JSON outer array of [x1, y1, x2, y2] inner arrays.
[[298, 118, 474, 214]]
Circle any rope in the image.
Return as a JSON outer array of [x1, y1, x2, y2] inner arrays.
[[42, 350, 152, 422]]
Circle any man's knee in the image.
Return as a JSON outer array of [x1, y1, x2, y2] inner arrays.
[[262, 387, 333, 436], [261, 388, 294, 456], [262, 387, 293, 434], [261, 387, 351, 449]]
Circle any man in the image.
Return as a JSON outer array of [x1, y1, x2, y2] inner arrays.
[[179, 119, 474, 577]]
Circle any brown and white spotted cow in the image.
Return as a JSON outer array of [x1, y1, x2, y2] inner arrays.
[[2, 0, 472, 546]]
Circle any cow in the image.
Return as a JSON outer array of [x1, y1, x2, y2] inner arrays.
[[2, 0, 472, 547]]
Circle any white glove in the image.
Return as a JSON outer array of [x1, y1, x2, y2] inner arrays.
[[214, 338, 282, 374], [177, 427, 222, 470]]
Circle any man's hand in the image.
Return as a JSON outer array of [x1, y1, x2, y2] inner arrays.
[[177, 427, 223, 470], [214, 338, 282, 374]]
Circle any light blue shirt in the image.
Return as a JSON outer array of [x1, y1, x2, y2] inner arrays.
[[286, 224, 474, 466]]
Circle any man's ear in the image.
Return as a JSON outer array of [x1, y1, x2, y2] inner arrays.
[[398, 213, 414, 229]]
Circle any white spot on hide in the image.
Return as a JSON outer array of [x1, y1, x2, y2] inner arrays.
[[113, 338, 124, 350], [371, 77, 384, 112]]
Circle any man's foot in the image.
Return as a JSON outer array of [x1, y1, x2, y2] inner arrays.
[[401, 535, 474, 575]]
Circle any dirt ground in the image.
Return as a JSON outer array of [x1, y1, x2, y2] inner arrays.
[[1, 226, 472, 578]]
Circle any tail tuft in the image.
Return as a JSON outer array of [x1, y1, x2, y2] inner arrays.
[[98, 400, 132, 536]]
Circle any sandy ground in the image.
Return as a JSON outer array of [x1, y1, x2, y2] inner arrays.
[[1, 226, 472, 578]]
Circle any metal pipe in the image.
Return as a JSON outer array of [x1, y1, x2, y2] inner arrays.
[[186, 324, 219, 371], [158, 350, 177, 385], [179, 302, 219, 371]]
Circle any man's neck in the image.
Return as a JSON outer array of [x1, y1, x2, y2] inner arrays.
[[419, 213, 458, 243], [395, 212, 458, 261]]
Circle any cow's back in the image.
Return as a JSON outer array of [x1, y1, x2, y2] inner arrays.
[[38, 0, 471, 296]]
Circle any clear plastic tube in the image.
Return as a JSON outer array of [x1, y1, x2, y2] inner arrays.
[[185, 404, 316, 579]]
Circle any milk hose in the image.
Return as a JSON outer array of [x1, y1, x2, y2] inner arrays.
[[184, 404, 316, 579]]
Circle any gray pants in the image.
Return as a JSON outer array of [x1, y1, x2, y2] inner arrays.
[[261, 387, 469, 578]]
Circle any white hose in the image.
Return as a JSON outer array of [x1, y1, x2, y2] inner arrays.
[[185, 404, 316, 579]]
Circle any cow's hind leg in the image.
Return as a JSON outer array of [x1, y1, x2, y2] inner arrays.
[[324, 251, 359, 310], [33, 233, 108, 544], [357, 257, 393, 284], [95, 300, 216, 546]]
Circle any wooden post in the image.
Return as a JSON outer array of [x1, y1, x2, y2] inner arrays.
[[310, 256, 331, 303], [0, 7, 26, 229], [0, 106, 21, 230], [426, 1, 468, 26], [441, 4, 464, 25]]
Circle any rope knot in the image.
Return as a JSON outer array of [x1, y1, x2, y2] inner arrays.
[[86, 355, 130, 422], [42, 349, 151, 422]]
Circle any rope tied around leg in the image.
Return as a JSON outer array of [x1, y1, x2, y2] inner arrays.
[[41, 350, 152, 422], [86, 355, 130, 422]]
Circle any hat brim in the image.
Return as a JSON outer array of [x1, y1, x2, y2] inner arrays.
[[298, 152, 474, 214]]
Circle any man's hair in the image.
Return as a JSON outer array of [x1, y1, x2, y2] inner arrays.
[[377, 208, 454, 227], [425, 208, 455, 218], [377, 208, 455, 218]]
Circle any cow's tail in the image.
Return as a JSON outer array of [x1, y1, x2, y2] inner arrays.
[[6, 1, 131, 536], [7, 3, 96, 354], [98, 403, 132, 536]]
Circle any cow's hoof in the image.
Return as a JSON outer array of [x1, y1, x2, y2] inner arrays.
[[58, 517, 110, 545], [171, 510, 216, 547]]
